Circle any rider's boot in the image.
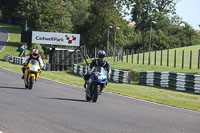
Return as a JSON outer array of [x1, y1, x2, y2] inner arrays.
[[99, 87, 103, 95], [21, 74, 24, 79], [21, 66, 26, 79], [84, 81, 87, 88]]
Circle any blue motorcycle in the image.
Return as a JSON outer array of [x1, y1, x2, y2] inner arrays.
[[85, 66, 108, 102]]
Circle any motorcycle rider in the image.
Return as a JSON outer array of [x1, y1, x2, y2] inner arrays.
[[21, 49, 44, 79], [83, 50, 111, 93]]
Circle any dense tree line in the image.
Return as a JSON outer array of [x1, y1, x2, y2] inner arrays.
[[0, 0, 199, 51]]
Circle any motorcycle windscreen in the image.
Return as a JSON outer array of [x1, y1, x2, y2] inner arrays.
[[30, 60, 39, 66], [95, 67, 106, 74], [29, 59, 40, 71]]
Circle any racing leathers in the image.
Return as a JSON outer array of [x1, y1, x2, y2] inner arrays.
[[84, 58, 111, 90], [21, 54, 44, 79]]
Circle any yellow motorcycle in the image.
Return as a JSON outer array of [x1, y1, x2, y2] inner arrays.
[[24, 59, 41, 89]]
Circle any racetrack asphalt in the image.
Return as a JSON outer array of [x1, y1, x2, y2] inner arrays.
[[0, 67, 200, 133]]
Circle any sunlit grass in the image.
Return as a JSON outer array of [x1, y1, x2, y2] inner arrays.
[[109, 44, 200, 72]]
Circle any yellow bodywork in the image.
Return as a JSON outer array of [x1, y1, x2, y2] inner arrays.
[[24, 59, 41, 89]]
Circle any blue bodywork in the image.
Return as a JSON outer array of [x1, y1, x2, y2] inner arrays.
[[91, 67, 107, 85]]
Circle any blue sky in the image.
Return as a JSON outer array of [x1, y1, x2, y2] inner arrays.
[[176, 0, 200, 30]]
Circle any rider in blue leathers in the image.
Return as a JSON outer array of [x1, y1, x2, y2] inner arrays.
[[83, 50, 111, 93]]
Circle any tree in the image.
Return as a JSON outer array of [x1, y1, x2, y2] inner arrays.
[[0, 0, 20, 20], [15, 0, 72, 32], [131, 0, 153, 31], [128, 0, 200, 50], [67, 0, 91, 33], [81, 0, 130, 49], [131, 0, 177, 31]]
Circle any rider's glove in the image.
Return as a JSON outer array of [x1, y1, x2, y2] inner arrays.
[[87, 70, 92, 75], [107, 75, 110, 81]]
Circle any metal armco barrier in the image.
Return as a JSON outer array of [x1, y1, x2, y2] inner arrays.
[[49, 49, 84, 71], [4, 54, 10, 62], [139, 71, 200, 93], [13, 56, 24, 64], [3, 54, 48, 70], [73, 64, 132, 84], [4, 54, 24, 65], [73, 64, 87, 76]]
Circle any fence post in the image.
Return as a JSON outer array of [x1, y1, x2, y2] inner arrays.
[[182, 50, 184, 69], [154, 50, 156, 65], [198, 49, 200, 69], [143, 50, 145, 64], [174, 50, 176, 68], [131, 49, 134, 64], [118, 48, 120, 62], [189, 50, 192, 69], [126, 49, 128, 63], [117, 48, 119, 62], [160, 49, 162, 66], [121, 49, 123, 62], [167, 49, 169, 67], [137, 50, 139, 64]]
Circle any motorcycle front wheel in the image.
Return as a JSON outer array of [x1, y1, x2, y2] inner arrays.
[[86, 93, 91, 101], [86, 84, 91, 102], [92, 84, 99, 102], [29, 76, 34, 90]]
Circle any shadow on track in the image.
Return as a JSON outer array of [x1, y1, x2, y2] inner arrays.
[[0, 41, 7, 44], [0, 86, 25, 90], [38, 97, 87, 102]]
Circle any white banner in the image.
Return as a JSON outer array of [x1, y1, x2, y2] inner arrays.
[[32, 31, 80, 46]]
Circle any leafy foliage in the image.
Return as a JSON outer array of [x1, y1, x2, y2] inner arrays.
[[0, 0, 20, 20], [0, 0, 199, 53], [15, 0, 72, 32], [79, 0, 129, 48], [129, 0, 200, 50]]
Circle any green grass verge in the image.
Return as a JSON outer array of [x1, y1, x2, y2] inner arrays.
[[0, 23, 200, 112], [0, 23, 22, 59], [0, 23, 30, 59], [113, 45, 200, 70]]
